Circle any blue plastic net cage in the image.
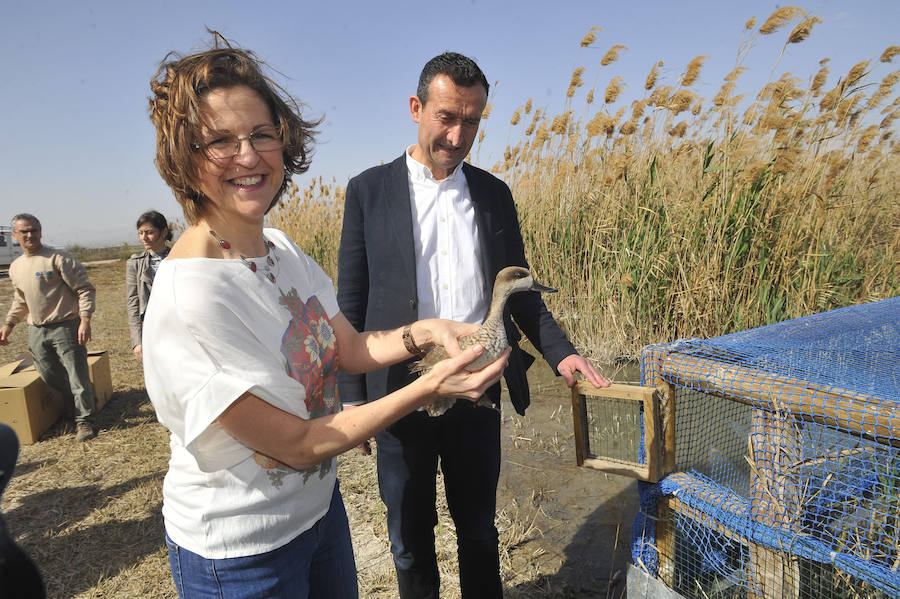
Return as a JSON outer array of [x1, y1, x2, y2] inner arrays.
[[635, 296, 899, 599]]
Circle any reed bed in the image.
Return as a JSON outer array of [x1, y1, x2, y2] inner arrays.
[[269, 6, 899, 360]]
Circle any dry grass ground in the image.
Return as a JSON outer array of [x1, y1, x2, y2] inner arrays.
[[0, 260, 638, 598]]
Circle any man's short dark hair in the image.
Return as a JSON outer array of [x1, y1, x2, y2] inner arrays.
[[417, 52, 489, 105]]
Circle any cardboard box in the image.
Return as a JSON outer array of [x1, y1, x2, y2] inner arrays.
[[87, 351, 112, 412], [0, 359, 65, 444], [0, 350, 113, 444]]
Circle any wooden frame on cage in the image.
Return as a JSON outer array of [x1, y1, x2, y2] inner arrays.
[[570, 381, 674, 482]]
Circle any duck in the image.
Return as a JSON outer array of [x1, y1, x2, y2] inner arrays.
[[411, 266, 557, 417]]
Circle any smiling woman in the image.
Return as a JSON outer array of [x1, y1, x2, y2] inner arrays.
[[188, 86, 287, 229], [141, 31, 509, 598]]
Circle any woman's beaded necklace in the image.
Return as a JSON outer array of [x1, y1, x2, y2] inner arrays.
[[206, 228, 279, 284]]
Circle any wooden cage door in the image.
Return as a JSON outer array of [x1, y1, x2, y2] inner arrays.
[[570, 381, 674, 482]]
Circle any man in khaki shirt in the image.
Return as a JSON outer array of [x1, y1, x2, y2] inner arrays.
[[0, 214, 98, 442]]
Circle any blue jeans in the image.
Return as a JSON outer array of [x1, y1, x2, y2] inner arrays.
[[166, 482, 358, 598], [376, 401, 502, 598]]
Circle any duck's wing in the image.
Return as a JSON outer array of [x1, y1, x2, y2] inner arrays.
[[409, 345, 449, 374]]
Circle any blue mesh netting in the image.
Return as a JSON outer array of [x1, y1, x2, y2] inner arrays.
[[635, 296, 899, 598], [658, 297, 899, 402]]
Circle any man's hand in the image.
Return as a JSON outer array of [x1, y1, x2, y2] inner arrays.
[[78, 318, 92, 345], [0, 323, 12, 346], [133, 344, 143, 359], [557, 354, 610, 388]]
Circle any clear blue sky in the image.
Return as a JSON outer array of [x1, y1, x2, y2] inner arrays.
[[2, 0, 897, 246]]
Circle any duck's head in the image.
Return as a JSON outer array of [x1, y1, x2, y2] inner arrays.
[[495, 266, 558, 296]]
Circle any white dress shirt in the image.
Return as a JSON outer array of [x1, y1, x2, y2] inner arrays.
[[406, 148, 488, 325]]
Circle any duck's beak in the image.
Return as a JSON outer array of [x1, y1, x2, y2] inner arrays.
[[531, 280, 558, 294]]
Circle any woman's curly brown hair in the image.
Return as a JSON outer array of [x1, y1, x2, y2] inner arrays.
[[148, 32, 319, 224]]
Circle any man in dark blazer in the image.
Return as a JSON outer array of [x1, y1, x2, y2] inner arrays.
[[337, 52, 608, 598]]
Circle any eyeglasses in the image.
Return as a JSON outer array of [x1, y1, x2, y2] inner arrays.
[[15, 228, 40, 235], [192, 126, 284, 161]]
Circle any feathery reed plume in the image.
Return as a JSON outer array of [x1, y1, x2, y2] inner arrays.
[[649, 85, 674, 108], [819, 82, 845, 112], [482, 102, 494, 120], [867, 70, 899, 108], [682, 55, 709, 86], [856, 125, 879, 153], [601, 153, 629, 184], [772, 147, 801, 175], [836, 93, 863, 125], [883, 96, 900, 114], [586, 112, 613, 138], [601, 44, 627, 66], [567, 66, 587, 98], [605, 76, 625, 104], [533, 120, 550, 147], [586, 89, 595, 104], [668, 89, 699, 115], [714, 82, 737, 107], [745, 17, 758, 30], [566, 132, 580, 154], [881, 46, 900, 63], [739, 160, 769, 186], [846, 60, 870, 86], [668, 121, 688, 138], [619, 119, 637, 135], [726, 66, 748, 82], [811, 65, 829, 96], [551, 111, 572, 134], [581, 26, 602, 47], [510, 108, 522, 126], [525, 109, 542, 136], [632, 99, 646, 120], [478, 129, 485, 144], [788, 16, 822, 43], [759, 6, 806, 35], [765, 74, 803, 103], [525, 98, 533, 113], [645, 61, 662, 90]]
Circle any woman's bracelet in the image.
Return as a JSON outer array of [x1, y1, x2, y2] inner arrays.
[[402, 324, 425, 356]]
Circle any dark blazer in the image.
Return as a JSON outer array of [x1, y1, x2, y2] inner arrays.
[[336, 155, 576, 415], [125, 251, 156, 349]]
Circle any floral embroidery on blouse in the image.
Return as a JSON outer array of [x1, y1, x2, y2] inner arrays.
[[252, 288, 341, 487]]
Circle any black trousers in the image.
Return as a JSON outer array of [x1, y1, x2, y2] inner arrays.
[[375, 400, 503, 599]]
